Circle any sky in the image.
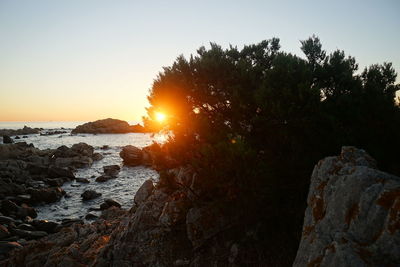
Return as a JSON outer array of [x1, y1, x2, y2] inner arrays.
[[0, 0, 399, 122]]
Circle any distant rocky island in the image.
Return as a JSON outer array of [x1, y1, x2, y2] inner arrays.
[[71, 118, 147, 134], [0, 126, 41, 137]]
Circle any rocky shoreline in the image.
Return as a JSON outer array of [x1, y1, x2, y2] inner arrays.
[[0, 141, 105, 260], [0, 143, 399, 266]]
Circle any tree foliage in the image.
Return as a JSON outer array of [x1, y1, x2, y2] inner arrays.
[[144, 36, 400, 264]]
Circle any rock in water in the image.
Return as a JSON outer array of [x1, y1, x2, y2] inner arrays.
[[2, 136, 13, 144], [294, 146, 400, 267], [81, 190, 102, 201], [120, 145, 143, 166], [75, 178, 90, 183], [71, 118, 145, 134], [103, 165, 120, 177]]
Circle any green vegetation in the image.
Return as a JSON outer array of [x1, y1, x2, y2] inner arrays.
[[144, 36, 400, 264]]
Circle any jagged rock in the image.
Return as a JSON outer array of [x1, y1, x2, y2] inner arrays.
[[294, 146, 400, 267], [134, 179, 154, 205], [71, 118, 145, 134], [81, 190, 101, 201], [2, 136, 13, 144], [103, 165, 120, 177], [120, 145, 143, 166]]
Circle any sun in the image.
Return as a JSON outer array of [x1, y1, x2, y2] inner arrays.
[[155, 112, 166, 122]]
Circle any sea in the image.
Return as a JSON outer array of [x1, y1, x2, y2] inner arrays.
[[0, 121, 163, 222]]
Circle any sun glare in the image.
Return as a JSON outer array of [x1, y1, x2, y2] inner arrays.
[[155, 112, 166, 122]]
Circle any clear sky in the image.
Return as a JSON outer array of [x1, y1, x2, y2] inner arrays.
[[0, 0, 399, 122]]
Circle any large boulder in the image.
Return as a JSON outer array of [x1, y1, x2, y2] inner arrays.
[[2, 136, 13, 144], [120, 145, 143, 166], [294, 147, 400, 267], [71, 118, 145, 134]]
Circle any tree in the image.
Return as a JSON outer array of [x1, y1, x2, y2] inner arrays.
[[143, 37, 400, 264]]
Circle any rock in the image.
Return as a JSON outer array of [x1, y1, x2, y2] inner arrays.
[[294, 146, 400, 267], [92, 152, 104, 161], [75, 178, 90, 183], [45, 178, 64, 187], [60, 218, 84, 227], [99, 203, 110, 210], [2, 136, 13, 144], [71, 143, 94, 157], [0, 200, 19, 215], [186, 204, 229, 249], [120, 145, 143, 166], [0, 126, 40, 137], [54, 156, 93, 169], [28, 187, 65, 203], [14, 136, 20, 140], [103, 165, 120, 177], [159, 192, 190, 226], [17, 224, 36, 231], [39, 130, 67, 136], [101, 145, 109, 150], [0, 225, 10, 239], [16, 204, 37, 219], [0, 241, 22, 255], [134, 179, 154, 205], [81, 190, 101, 201], [85, 213, 98, 220], [71, 118, 145, 134], [95, 175, 113, 183], [32, 220, 59, 233], [100, 199, 121, 210], [10, 229, 47, 240], [47, 166, 75, 179]]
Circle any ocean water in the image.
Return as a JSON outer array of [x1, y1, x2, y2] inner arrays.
[[0, 122, 162, 222]]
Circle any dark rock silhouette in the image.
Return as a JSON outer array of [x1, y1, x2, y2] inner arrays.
[[71, 118, 146, 134]]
